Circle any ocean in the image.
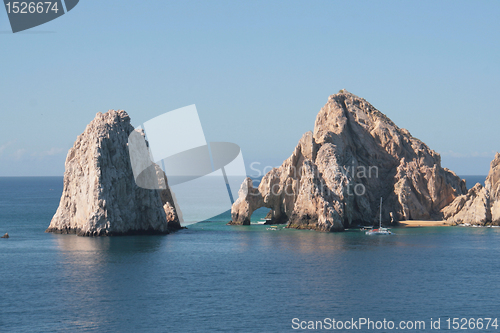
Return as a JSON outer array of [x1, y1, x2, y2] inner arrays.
[[1, 176, 499, 333]]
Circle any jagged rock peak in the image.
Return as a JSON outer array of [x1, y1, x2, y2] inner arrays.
[[46, 109, 180, 236], [230, 91, 466, 231], [314, 90, 434, 160], [327, 90, 401, 131], [486, 152, 500, 199]]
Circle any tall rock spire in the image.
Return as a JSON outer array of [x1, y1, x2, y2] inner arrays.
[[46, 110, 180, 236]]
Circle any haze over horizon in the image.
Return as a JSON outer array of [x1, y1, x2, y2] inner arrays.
[[1, 0, 499, 176]]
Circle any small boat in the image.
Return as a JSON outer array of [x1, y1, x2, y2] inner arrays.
[[266, 226, 280, 231], [254, 217, 274, 225], [366, 227, 392, 235], [366, 197, 392, 235]]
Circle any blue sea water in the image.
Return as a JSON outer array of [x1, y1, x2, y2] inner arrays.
[[1, 176, 500, 332], [463, 175, 487, 189]]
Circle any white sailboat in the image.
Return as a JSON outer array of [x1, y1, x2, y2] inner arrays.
[[366, 197, 392, 235]]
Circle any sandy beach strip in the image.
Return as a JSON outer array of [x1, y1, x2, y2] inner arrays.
[[397, 220, 451, 227]]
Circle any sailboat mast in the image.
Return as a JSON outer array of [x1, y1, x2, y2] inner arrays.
[[379, 197, 382, 228]]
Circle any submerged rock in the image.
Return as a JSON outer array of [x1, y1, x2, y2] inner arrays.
[[443, 153, 500, 225], [230, 90, 466, 231], [46, 110, 180, 236], [1, 233, 9, 238]]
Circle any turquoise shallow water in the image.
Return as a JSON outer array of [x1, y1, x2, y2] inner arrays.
[[1, 177, 500, 332]]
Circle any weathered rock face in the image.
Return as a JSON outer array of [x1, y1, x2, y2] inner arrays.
[[442, 184, 491, 225], [443, 153, 500, 225], [230, 90, 466, 231], [46, 110, 180, 236]]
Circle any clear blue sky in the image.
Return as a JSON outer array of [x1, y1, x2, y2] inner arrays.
[[1, 0, 499, 176]]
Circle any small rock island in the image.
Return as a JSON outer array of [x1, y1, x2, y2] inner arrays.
[[46, 110, 180, 236]]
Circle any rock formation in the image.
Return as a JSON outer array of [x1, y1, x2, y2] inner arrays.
[[230, 90, 467, 231], [1, 233, 9, 238], [442, 153, 500, 225], [46, 110, 180, 236]]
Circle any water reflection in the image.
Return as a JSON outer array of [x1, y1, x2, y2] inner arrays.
[[50, 234, 167, 330], [54, 233, 164, 254], [251, 227, 405, 254]]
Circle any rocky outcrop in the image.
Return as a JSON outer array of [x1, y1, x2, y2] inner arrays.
[[46, 110, 180, 236], [230, 90, 466, 231], [443, 153, 500, 225], [441, 184, 491, 225], [488, 153, 500, 224], [1, 233, 9, 238]]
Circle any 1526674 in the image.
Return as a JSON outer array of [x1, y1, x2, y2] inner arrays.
[[446, 318, 498, 330], [5, 2, 59, 14]]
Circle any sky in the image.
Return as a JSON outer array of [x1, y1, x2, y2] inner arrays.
[[0, 0, 499, 177]]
